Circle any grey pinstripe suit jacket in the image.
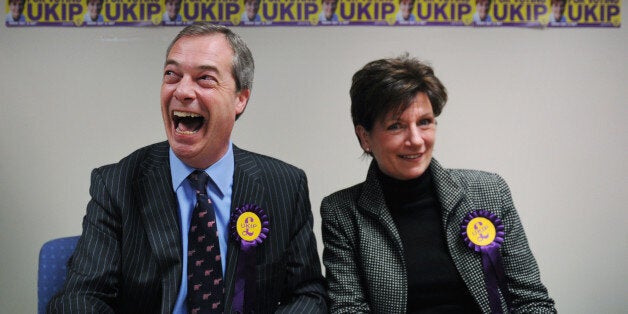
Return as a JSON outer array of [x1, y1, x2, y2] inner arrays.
[[321, 159, 555, 313], [48, 142, 327, 313]]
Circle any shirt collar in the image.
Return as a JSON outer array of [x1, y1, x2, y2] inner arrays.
[[169, 142, 234, 198]]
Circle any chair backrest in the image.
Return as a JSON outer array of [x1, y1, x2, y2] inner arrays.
[[37, 236, 79, 314]]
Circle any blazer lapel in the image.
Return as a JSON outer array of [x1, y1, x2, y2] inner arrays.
[[358, 161, 405, 254], [430, 159, 490, 311], [358, 161, 408, 309], [223, 146, 267, 313], [134, 143, 182, 313]]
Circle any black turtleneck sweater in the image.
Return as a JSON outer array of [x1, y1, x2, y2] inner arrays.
[[379, 168, 481, 313]]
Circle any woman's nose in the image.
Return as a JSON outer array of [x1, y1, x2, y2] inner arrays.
[[405, 126, 424, 147]]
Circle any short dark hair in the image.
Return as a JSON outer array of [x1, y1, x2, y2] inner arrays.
[[166, 23, 255, 93], [350, 54, 447, 134]]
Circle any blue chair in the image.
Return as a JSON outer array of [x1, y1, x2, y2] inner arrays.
[[38, 236, 79, 314]]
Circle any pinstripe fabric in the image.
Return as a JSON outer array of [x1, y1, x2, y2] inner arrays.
[[321, 159, 556, 314], [48, 141, 327, 313]]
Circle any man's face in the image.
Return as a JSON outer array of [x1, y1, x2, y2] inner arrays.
[[400, 0, 414, 20], [166, 0, 182, 19], [87, 0, 103, 20], [245, 0, 260, 20], [161, 34, 250, 169], [322, 0, 338, 20], [552, 1, 566, 20], [9, 0, 25, 19], [476, 0, 490, 20]]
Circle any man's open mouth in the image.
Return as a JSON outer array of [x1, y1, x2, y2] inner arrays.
[[173, 111, 205, 134]]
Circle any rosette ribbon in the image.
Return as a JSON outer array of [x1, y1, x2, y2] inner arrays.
[[230, 204, 269, 314], [461, 210, 510, 314]]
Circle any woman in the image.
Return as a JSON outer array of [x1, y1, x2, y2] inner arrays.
[[321, 55, 555, 313]]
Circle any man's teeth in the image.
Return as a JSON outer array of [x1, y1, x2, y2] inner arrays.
[[173, 111, 204, 134], [173, 111, 202, 118]]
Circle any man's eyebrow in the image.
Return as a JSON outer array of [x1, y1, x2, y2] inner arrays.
[[163, 60, 220, 73]]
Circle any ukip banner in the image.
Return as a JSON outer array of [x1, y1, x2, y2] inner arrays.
[[5, 0, 621, 28]]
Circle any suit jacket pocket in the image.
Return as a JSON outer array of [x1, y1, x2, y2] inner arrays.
[[254, 258, 286, 312]]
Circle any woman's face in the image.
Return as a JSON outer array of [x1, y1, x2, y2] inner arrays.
[[356, 92, 436, 180]]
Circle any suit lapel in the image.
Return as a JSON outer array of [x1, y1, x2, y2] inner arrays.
[[430, 159, 490, 310], [223, 147, 267, 313], [134, 143, 182, 313]]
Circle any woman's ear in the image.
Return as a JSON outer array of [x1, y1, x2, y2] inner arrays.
[[355, 125, 371, 153]]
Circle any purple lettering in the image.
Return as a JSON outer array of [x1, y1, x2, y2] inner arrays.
[[262, 3, 278, 20], [147, 3, 160, 20], [357, 3, 371, 19], [382, 3, 395, 18], [339, 3, 354, 20], [69, 3, 81, 21], [434, 2, 448, 20], [123, 3, 137, 20], [226, 3, 239, 20], [417, 3, 431, 20], [606, 5, 619, 21], [567, 5, 581, 20], [200, 3, 216, 21], [183, 3, 198, 20], [584, 5, 597, 22], [303, 3, 317, 20], [45, 3, 59, 20], [493, 4, 506, 21], [280, 2, 294, 20], [533, 4, 546, 20], [458, 4, 472, 19], [105, 3, 120, 20], [509, 4, 523, 20], [27, 3, 42, 20]]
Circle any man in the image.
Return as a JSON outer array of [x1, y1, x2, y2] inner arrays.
[[550, 0, 567, 23], [472, 0, 492, 23], [83, 0, 104, 24], [396, 0, 416, 23], [163, 0, 183, 23], [319, 0, 338, 22], [6, 0, 26, 24], [48, 23, 327, 313], [241, 0, 262, 23]]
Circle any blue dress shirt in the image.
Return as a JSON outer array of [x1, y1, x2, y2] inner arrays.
[[170, 144, 234, 314]]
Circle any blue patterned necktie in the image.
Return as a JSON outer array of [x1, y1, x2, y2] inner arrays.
[[187, 170, 224, 313]]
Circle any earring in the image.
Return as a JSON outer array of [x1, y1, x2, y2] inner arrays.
[[365, 147, 371, 153]]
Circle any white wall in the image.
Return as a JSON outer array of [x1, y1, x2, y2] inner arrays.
[[1, 16, 626, 313]]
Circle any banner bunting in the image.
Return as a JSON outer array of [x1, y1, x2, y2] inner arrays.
[[5, 0, 621, 28]]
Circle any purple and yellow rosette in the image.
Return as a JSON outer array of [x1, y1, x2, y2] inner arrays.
[[230, 204, 269, 313], [461, 210, 510, 314]]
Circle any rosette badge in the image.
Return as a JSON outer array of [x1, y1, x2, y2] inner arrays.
[[230, 204, 270, 313], [461, 210, 510, 313], [231, 204, 269, 247], [462, 210, 504, 251]]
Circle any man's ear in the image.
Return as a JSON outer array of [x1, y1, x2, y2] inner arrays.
[[235, 89, 251, 115]]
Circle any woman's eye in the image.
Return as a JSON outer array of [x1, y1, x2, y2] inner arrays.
[[419, 118, 434, 127], [387, 123, 401, 130]]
